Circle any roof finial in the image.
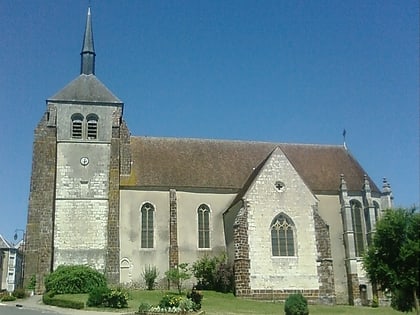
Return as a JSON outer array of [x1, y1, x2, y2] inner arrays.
[[80, 7, 96, 75]]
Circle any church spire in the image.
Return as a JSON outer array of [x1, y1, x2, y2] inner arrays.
[[80, 7, 96, 75]]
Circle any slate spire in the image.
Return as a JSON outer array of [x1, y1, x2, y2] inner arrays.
[[80, 7, 96, 75]]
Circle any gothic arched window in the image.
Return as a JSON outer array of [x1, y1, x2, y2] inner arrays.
[[271, 213, 295, 256], [198, 204, 210, 248], [71, 114, 84, 139], [86, 114, 98, 139], [350, 200, 365, 256], [141, 203, 154, 248]]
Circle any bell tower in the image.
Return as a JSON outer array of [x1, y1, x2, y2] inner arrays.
[[25, 8, 128, 291]]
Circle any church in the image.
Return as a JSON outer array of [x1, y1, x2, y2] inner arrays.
[[24, 8, 393, 305]]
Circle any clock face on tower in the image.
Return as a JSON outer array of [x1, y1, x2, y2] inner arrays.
[[80, 157, 89, 166]]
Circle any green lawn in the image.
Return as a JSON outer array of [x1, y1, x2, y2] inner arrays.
[[59, 290, 413, 315]]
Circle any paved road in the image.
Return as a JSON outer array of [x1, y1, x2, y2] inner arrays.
[[0, 303, 61, 315]]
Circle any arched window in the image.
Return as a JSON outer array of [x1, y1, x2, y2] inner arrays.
[[373, 201, 380, 221], [71, 114, 84, 139], [197, 204, 210, 248], [86, 114, 98, 139], [271, 213, 295, 256], [350, 200, 364, 256], [141, 203, 154, 248]]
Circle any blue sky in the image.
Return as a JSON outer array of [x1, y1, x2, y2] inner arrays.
[[0, 1, 418, 243]]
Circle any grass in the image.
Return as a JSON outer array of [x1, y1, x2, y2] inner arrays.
[[58, 290, 413, 315]]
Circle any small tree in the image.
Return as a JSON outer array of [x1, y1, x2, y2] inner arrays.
[[364, 208, 419, 314], [165, 263, 191, 294], [142, 265, 159, 290]]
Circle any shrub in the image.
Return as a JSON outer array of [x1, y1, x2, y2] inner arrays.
[[192, 255, 219, 289], [27, 274, 36, 290], [87, 286, 129, 309], [104, 287, 129, 309], [214, 261, 234, 293], [12, 288, 27, 299], [87, 286, 111, 307], [159, 294, 183, 308], [284, 293, 309, 315], [187, 287, 203, 310], [142, 265, 159, 290], [44, 265, 107, 294], [138, 302, 151, 313], [1, 293, 16, 302], [371, 295, 379, 308]]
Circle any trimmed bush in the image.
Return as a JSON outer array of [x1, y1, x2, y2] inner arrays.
[[44, 265, 107, 294], [42, 291, 84, 309], [1, 293, 16, 302], [284, 293, 309, 315]]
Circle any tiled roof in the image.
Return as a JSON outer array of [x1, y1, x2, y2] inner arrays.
[[49, 74, 122, 104], [121, 136, 380, 194]]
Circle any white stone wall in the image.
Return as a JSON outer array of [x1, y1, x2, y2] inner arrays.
[[176, 191, 235, 263], [54, 200, 108, 271], [245, 148, 320, 290], [54, 142, 111, 272], [119, 189, 235, 287]]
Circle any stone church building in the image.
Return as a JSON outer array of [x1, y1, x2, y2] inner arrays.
[[24, 9, 393, 305]]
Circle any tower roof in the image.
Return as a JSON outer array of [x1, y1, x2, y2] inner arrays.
[[48, 74, 122, 104], [48, 8, 122, 105]]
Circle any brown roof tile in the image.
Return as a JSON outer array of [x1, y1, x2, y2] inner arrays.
[[121, 136, 380, 194]]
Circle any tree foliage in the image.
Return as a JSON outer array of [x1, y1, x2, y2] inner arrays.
[[165, 263, 191, 294], [363, 208, 419, 313]]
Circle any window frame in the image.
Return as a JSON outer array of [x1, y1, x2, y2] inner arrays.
[[197, 204, 211, 249], [71, 113, 84, 139], [140, 202, 155, 249], [270, 213, 296, 257], [350, 199, 365, 257]]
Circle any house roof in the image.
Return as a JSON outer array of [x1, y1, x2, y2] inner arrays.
[[121, 136, 380, 194], [0, 234, 12, 249], [48, 74, 122, 104]]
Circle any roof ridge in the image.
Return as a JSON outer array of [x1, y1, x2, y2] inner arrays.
[[132, 135, 345, 148]]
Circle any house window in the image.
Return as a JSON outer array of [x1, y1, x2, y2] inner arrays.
[[198, 204, 210, 248], [271, 213, 295, 256], [71, 114, 84, 139], [86, 114, 98, 139], [351, 200, 365, 257], [141, 203, 154, 248]]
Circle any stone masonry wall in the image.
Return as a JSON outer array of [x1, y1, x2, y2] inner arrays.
[[106, 125, 121, 284], [169, 189, 179, 269], [25, 110, 57, 293], [233, 205, 251, 296], [314, 210, 336, 304]]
